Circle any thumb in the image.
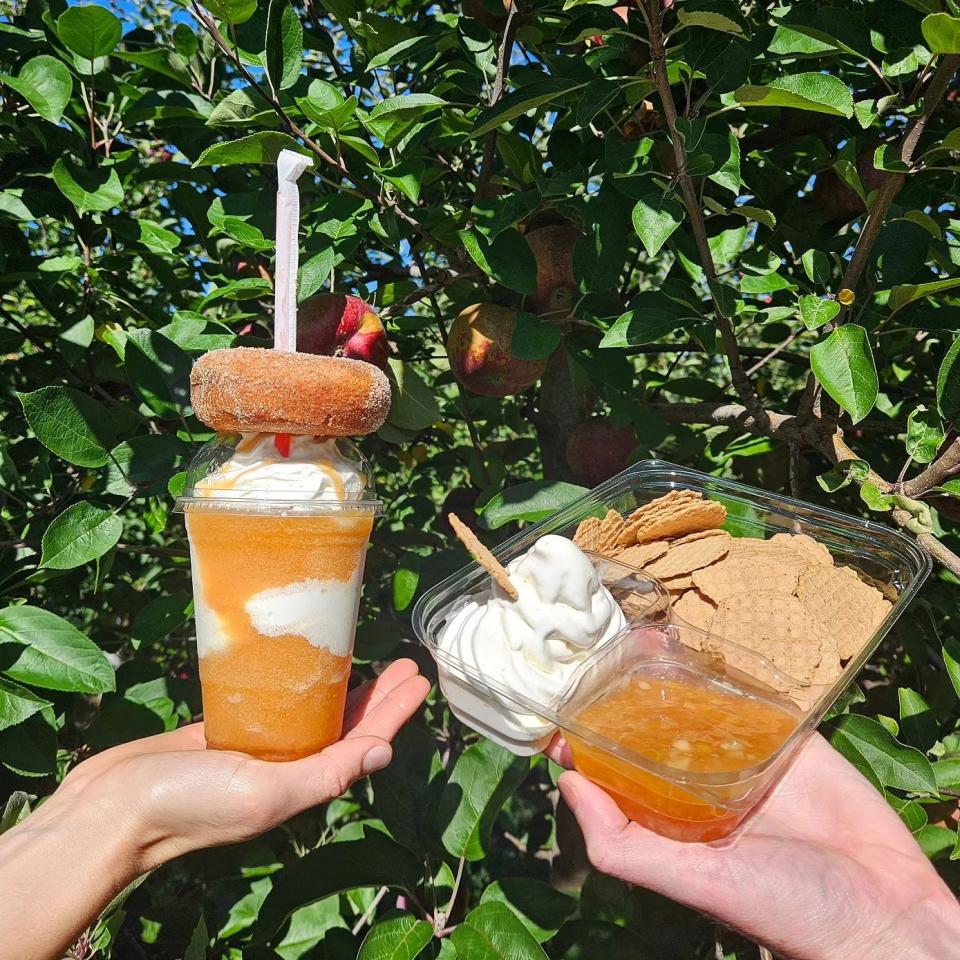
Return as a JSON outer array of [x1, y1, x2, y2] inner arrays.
[[557, 771, 708, 900], [282, 736, 394, 808]]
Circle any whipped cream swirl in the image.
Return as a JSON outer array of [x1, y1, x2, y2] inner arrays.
[[197, 433, 365, 501], [437, 535, 627, 729]]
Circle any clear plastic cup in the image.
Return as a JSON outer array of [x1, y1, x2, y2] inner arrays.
[[176, 434, 381, 761], [413, 459, 931, 838]]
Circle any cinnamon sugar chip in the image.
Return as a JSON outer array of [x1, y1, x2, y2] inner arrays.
[[709, 591, 825, 690], [796, 564, 891, 661], [770, 532, 833, 567], [616, 541, 669, 569], [448, 513, 518, 601], [645, 535, 731, 580], [573, 516, 602, 551]]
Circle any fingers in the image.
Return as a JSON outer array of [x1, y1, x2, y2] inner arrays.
[[558, 772, 720, 907], [345, 674, 431, 742], [543, 732, 572, 768], [343, 658, 422, 731], [278, 735, 395, 807]]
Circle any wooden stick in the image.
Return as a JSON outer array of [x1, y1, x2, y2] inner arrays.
[[448, 513, 519, 601]]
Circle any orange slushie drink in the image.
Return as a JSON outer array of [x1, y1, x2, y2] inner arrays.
[[181, 433, 379, 760]]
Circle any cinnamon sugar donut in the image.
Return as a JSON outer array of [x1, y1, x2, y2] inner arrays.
[[191, 347, 391, 436]]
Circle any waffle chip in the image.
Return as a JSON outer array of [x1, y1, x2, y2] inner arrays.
[[646, 535, 731, 580], [616, 490, 703, 545], [663, 574, 695, 592], [692, 538, 805, 603], [448, 513, 519, 601], [673, 590, 715, 650], [573, 516, 602, 550], [596, 509, 627, 556], [770, 532, 833, 567], [796, 564, 891, 661], [616, 541, 669, 568], [624, 499, 728, 546], [710, 591, 825, 690], [672, 529, 732, 547]]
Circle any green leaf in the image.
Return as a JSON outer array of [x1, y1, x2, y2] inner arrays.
[[889, 277, 960, 314], [184, 915, 209, 960], [922, 13, 960, 53], [105, 435, 182, 498], [297, 248, 336, 302], [392, 562, 420, 613], [706, 132, 741, 194], [809, 325, 878, 424], [52, 159, 123, 215], [138, 221, 181, 255], [373, 726, 445, 856], [193, 132, 307, 167], [943, 637, 960, 703], [874, 143, 909, 174], [386, 359, 440, 432], [479, 480, 589, 530], [357, 915, 433, 960], [439, 739, 530, 861], [511, 313, 562, 361], [0, 679, 50, 734], [266, 0, 303, 91], [57, 5, 122, 60], [631, 193, 684, 257], [677, 7, 743, 35], [40, 503, 122, 570], [366, 94, 446, 144], [208, 86, 271, 126], [735, 73, 854, 118], [816, 458, 870, 493], [131, 592, 192, 649], [906, 405, 944, 464], [471, 78, 585, 138], [0, 606, 115, 694], [18, 386, 116, 467], [298, 93, 357, 131], [0, 55, 72, 124], [274, 897, 347, 960], [480, 879, 576, 943], [802, 248, 831, 285], [830, 714, 938, 794], [898, 687, 938, 751], [459, 228, 538, 295], [369, 93, 446, 120], [798, 295, 840, 331], [256, 828, 421, 939], [125, 328, 192, 417], [937, 337, 960, 420], [600, 291, 701, 348], [860, 481, 894, 513], [451, 903, 548, 960], [204, 0, 259, 23]]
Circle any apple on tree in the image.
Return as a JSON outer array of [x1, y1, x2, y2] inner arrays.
[[566, 417, 637, 487], [297, 293, 389, 369]]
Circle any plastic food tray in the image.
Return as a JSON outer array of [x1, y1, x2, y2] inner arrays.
[[412, 460, 931, 840]]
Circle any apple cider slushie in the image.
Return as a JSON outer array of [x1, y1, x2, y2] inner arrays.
[[182, 433, 379, 760]]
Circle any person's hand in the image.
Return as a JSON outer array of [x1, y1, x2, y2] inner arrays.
[[549, 732, 960, 960], [55, 657, 431, 871]]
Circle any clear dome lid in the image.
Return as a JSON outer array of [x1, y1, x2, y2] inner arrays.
[[175, 433, 381, 515]]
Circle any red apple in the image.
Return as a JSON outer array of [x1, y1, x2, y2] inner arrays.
[[565, 418, 637, 487], [447, 303, 548, 397], [297, 293, 389, 369], [525, 224, 581, 318]]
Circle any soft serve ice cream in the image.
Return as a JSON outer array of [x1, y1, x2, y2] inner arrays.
[[183, 432, 375, 759], [436, 535, 627, 750]]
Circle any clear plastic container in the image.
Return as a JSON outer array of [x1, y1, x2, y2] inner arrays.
[[413, 460, 931, 838], [175, 433, 381, 760], [415, 549, 670, 755]]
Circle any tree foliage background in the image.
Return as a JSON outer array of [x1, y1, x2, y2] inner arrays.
[[5, 0, 960, 956]]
